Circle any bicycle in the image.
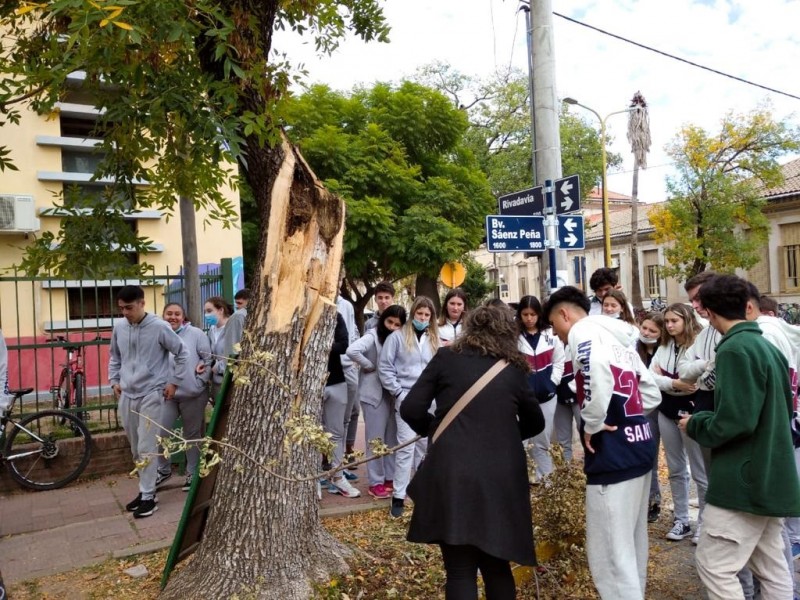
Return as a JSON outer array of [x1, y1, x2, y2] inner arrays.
[[50, 335, 87, 422], [1, 387, 92, 490]]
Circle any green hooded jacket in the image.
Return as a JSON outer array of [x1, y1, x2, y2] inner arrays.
[[687, 321, 800, 517]]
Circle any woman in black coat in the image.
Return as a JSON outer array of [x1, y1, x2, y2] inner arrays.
[[400, 305, 545, 600]]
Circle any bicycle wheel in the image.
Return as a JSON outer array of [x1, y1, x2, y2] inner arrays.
[[57, 371, 71, 411], [73, 373, 85, 420], [4, 410, 92, 491]]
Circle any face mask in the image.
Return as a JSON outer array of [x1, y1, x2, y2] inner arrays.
[[175, 323, 187, 334], [204, 313, 219, 328], [606, 311, 621, 319], [639, 334, 659, 345], [412, 319, 429, 332]]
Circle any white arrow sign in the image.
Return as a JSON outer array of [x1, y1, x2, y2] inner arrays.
[[560, 179, 574, 211], [563, 217, 577, 232], [563, 232, 578, 247]]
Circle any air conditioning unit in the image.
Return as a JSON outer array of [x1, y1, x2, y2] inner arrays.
[[0, 195, 40, 233]]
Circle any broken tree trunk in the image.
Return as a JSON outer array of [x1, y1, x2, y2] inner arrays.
[[161, 133, 349, 599]]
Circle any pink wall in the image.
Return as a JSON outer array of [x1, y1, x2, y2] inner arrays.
[[4, 334, 111, 399]]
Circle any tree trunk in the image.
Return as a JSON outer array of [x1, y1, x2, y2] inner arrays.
[[161, 133, 348, 599], [415, 273, 441, 314], [179, 195, 202, 325], [629, 159, 643, 309]]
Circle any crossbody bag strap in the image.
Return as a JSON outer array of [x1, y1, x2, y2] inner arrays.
[[431, 359, 509, 444]]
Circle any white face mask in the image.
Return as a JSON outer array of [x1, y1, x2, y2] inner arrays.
[[606, 311, 621, 320], [639, 334, 659, 345]]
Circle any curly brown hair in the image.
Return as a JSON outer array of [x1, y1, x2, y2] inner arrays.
[[450, 306, 530, 372]]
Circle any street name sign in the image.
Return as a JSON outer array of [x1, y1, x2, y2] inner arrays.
[[485, 215, 546, 252], [557, 214, 585, 250], [555, 174, 581, 215], [497, 186, 544, 216]]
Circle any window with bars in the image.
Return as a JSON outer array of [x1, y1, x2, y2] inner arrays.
[[646, 264, 661, 297], [785, 245, 800, 291]]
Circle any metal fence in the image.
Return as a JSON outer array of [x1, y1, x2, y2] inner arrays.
[[0, 259, 235, 431]]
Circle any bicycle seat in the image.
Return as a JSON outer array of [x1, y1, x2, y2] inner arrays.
[[8, 388, 34, 397]]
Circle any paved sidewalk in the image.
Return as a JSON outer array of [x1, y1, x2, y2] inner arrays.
[[0, 419, 384, 585]]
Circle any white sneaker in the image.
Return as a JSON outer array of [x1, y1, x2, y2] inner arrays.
[[331, 476, 361, 498], [692, 523, 701, 545]]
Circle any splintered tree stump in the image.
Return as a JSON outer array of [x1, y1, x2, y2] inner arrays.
[[161, 133, 349, 599]]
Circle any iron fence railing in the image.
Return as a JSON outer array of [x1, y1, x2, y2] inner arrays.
[[0, 259, 235, 432]]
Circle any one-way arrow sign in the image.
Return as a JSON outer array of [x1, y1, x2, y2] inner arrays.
[[555, 174, 581, 215], [557, 214, 585, 249]]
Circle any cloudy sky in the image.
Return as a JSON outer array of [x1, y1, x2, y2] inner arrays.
[[275, 0, 800, 204]]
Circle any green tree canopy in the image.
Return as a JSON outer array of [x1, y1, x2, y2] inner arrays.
[[0, 0, 388, 277], [650, 105, 800, 280], [414, 63, 621, 198], [281, 82, 495, 312]]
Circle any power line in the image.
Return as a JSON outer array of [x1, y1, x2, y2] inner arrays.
[[553, 12, 800, 103]]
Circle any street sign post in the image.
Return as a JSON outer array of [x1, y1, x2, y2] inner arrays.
[[555, 174, 581, 215], [497, 186, 544, 216], [485, 215, 546, 252], [557, 214, 585, 250]]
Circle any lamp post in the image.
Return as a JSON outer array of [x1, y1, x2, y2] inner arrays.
[[563, 97, 640, 267]]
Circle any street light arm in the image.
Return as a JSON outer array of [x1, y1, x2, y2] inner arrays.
[[562, 98, 640, 268]]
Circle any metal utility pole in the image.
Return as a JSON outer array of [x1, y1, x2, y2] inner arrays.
[[526, 0, 564, 296]]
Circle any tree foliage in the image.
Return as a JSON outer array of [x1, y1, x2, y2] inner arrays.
[[281, 82, 495, 312], [650, 105, 800, 280], [458, 253, 494, 308], [414, 63, 621, 198], [0, 0, 389, 277]]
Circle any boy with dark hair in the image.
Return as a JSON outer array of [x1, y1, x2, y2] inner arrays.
[[543, 286, 660, 599], [759, 294, 779, 317], [365, 281, 396, 330], [233, 288, 250, 311], [221, 288, 250, 381], [109, 285, 188, 518], [681, 275, 800, 599], [587, 267, 619, 315]]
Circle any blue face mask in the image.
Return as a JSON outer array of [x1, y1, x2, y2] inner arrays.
[[412, 319, 429, 332], [204, 313, 219, 328]]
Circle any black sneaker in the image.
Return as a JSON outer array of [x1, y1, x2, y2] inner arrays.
[[125, 493, 143, 512], [133, 497, 158, 519], [156, 470, 173, 487], [390, 497, 405, 519], [647, 502, 661, 523], [665, 520, 692, 541]]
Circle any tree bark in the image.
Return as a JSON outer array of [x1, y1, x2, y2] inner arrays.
[[161, 133, 348, 599], [179, 195, 202, 325], [415, 274, 441, 314], [629, 159, 643, 309]]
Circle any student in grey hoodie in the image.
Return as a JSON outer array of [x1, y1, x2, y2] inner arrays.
[[156, 303, 212, 492], [109, 286, 188, 518]]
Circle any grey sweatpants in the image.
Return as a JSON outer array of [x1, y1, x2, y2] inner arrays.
[[659, 411, 707, 526], [586, 473, 651, 599], [343, 366, 360, 448], [361, 399, 397, 486], [553, 401, 580, 461], [157, 392, 207, 478], [322, 382, 348, 470], [119, 389, 163, 499]]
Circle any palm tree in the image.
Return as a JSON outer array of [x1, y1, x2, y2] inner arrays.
[[627, 92, 651, 310]]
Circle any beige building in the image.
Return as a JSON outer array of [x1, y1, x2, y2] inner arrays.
[[0, 72, 243, 339], [474, 160, 800, 308]]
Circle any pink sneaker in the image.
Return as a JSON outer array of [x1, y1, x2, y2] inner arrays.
[[368, 484, 391, 499], [383, 480, 394, 492]]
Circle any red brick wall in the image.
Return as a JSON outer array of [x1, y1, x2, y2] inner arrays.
[[0, 431, 133, 494]]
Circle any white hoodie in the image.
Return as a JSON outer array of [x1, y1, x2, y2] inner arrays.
[[567, 315, 661, 485]]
